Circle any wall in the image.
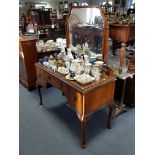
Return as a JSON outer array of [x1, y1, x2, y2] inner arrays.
[[19, 0, 59, 9], [71, 7, 101, 23]]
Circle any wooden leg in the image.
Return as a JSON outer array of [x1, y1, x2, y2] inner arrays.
[[114, 79, 128, 117], [36, 81, 43, 105], [120, 79, 126, 107], [80, 118, 87, 149], [77, 115, 89, 149], [107, 104, 115, 129], [119, 43, 126, 73]]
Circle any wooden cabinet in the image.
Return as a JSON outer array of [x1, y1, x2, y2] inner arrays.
[[19, 35, 61, 91], [19, 35, 38, 91]]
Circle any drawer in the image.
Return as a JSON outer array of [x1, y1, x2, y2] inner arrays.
[[45, 73, 61, 90], [67, 87, 83, 114], [45, 73, 69, 97]]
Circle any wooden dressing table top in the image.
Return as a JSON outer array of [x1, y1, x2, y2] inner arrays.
[[35, 63, 116, 94]]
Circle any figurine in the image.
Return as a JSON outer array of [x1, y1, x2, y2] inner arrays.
[[82, 42, 90, 55]]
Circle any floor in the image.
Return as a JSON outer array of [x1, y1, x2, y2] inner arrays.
[[19, 84, 135, 155]]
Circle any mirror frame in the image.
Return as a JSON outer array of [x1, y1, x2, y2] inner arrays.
[[66, 5, 109, 64]]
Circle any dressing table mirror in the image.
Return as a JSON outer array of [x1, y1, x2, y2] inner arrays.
[[66, 6, 109, 63]]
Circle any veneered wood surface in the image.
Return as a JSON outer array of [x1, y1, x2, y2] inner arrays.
[[19, 36, 38, 90], [109, 23, 135, 43], [35, 63, 115, 94]]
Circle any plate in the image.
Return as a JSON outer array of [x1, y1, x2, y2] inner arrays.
[[58, 67, 69, 75], [74, 74, 95, 85], [65, 74, 75, 81]]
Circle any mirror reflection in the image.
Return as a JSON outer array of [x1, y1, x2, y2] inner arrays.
[[68, 8, 104, 55]]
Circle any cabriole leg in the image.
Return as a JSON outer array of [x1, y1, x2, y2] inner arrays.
[[78, 115, 89, 149], [107, 103, 115, 129], [36, 81, 43, 105]]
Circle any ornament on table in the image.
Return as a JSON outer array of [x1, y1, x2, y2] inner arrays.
[[49, 64, 57, 72], [43, 56, 49, 62], [67, 48, 74, 61], [69, 44, 77, 53], [49, 54, 53, 59], [82, 42, 90, 55]]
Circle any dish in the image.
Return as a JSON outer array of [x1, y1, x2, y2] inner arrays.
[[43, 62, 50, 67], [89, 57, 96, 64], [65, 74, 75, 81], [95, 61, 104, 66], [74, 73, 95, 85], [58, 67, 69, 75]]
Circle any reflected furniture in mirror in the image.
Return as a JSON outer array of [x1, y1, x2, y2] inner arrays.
[[66, 6, 109, 63]]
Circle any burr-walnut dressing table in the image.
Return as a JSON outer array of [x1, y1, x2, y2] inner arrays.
[[35, 63, 116, 148]]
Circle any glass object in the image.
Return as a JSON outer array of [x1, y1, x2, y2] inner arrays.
[[91, 65, 100, 77], [68, 7, 104, 55], [62, 1, 69, 15], [72, 2, 78, 6], [121, 57, 128, 76], [64, 1, 69, 9], [84, 63, 92, 74], [59, 2, 64, 14], [94, 72, 101, 81]]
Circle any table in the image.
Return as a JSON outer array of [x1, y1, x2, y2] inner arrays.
[[35, 63, 116, 148], [109, 23, 135, 72], [109, 23, 135, 53]]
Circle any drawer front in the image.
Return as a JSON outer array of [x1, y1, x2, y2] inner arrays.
[[67, 87, 83, 115], [67, 88, 77, 109], [45, 73, 68, 97], [45, 72, 61, 90], [85, 81, 115, 114]]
